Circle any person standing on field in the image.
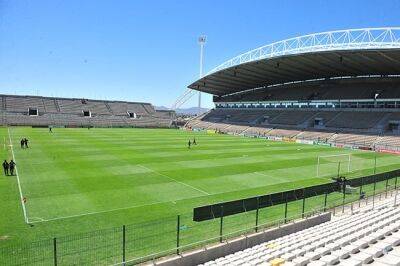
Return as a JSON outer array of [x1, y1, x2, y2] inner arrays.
[[2, 160, 9, 176], [193, 137, 197, 145], [24, 138, 29, 148], [9, 160, 16, 176], [20, 139, 24, 149], [188, 140, 191, 149]]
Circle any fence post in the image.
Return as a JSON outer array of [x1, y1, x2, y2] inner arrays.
[[359, 182, 363, 207], [342, 179, 346, 213], [255, 197, 259, 232], [53, 238, 57, 266], [373, 178, 377, 209], [284, 197, 288, 223], [122, 225, 126, 265], [395, 176, 398, 190], [385, 179, 389, 198], [176, 215, 180, 255], [302, 197, 306, 218], [323, 192, 327, 212], [219, 206, 224, 243]]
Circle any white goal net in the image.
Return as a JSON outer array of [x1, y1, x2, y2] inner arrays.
[[317, 154, 351, 178]]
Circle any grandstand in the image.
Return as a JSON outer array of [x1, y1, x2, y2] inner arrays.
[[187, 28, 400, 152], [0, 94, 175, 128], [197, 193, 400, 266]]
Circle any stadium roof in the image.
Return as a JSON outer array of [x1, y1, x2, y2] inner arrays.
[[188, 27, 400, 96]]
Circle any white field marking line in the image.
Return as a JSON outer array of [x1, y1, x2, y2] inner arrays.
[[8, 127, 29, 224], [137, 164, 210, 195], [29, 200, 180, 224], [29, 216, 45, 222], [252, 171, 299, 188], [253, 171, 274, 178]]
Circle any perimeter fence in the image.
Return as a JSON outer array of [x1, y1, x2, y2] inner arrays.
[[1, 173, 399, 266]]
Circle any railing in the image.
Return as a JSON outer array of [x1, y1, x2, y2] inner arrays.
[[0, 174, 399, 265], [207, 28, 400, 75]]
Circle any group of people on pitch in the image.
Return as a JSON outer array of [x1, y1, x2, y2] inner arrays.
[[188, 137, 197, 149], [20, 138, 29, 149], [2, 159, 16, 176]]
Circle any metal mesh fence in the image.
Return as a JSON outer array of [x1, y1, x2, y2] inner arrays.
[[0, 176, 399, 266]]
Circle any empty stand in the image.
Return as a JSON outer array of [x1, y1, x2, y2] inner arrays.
[[330, 133, 379, 147], [200, 192, 400, 266], [325, 112, 385, 130], [270, 111, 316, 126], [189, 108, 400, 149], [0, 94, 174, 128]]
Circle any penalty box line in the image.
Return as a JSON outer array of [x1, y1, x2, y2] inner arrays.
[[28, 200, 175, 224], [30, 165, 210, 224], [137, 164, 210, 196]]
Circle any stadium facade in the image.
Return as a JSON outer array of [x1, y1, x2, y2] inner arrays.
[[187, 28, 400, 152]]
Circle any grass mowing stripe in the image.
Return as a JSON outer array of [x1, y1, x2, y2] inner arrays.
[[7, 127, 28, 224], [137, 164, 210, 195]]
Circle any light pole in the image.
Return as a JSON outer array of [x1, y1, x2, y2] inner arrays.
[[198, 35, 206, 115]]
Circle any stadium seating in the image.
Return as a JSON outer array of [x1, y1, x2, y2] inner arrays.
[[375, 136, 400, 149], [266, 128, 301, 138], [329, 133, 379, 147], [5, 96, 46, 113], [214, 78, 400, 103], [189, 108, 400, 149], [325, 112, 385, 130], [0, 94, 174, 128], [200, 193, 400, 266], [269, 111, 316, 126], [243, 126, 273, 136], [296, 131, 335, 142]]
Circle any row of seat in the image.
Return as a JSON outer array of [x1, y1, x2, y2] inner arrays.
[[201, 108, 395, 131], [200, 193, 400, 266], [1, 112, 173, 127], [0, 95, 157, 116], [187, 114, 400, 149], [215, 79, 400, 103]]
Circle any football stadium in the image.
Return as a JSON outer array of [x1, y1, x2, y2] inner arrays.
[[2, 27, 400, 266]]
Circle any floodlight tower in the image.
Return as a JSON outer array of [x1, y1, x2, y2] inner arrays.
[[198, 35, 206, 115]]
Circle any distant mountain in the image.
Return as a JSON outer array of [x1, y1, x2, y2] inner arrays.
[[176, 107, 210, 115], [155, 106, 170, 111], [155, 106, 210, 115]]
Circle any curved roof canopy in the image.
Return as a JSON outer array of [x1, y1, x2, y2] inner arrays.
[[188, 28, 400, 96]]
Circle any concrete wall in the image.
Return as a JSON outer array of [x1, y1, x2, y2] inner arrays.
[[152, 212, 331, 266]]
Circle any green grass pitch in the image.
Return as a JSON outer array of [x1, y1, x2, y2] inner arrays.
[[0, 127, 399, 252]]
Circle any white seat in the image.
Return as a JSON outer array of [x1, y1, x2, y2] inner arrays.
[[291, 256, 309, 266], [374, 254, 400, 266], [281, 252, 296, 261], [303, 251, 321, 261], [319, 254, 339, 265], [337, 258, 362, 266], [341, 244, 360, 254], [307, 261, 327, 266], [350, 252, 373, 263], [361, 246, 384, 257], [331, 249, 350, 259]]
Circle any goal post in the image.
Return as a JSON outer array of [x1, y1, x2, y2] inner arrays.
[[317, 154, 351, 178]]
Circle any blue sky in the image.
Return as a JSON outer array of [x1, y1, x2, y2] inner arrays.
[[1, 0, 399, 108]]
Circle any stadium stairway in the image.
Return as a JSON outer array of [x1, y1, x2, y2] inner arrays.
[[197, 192, 400, 266]]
